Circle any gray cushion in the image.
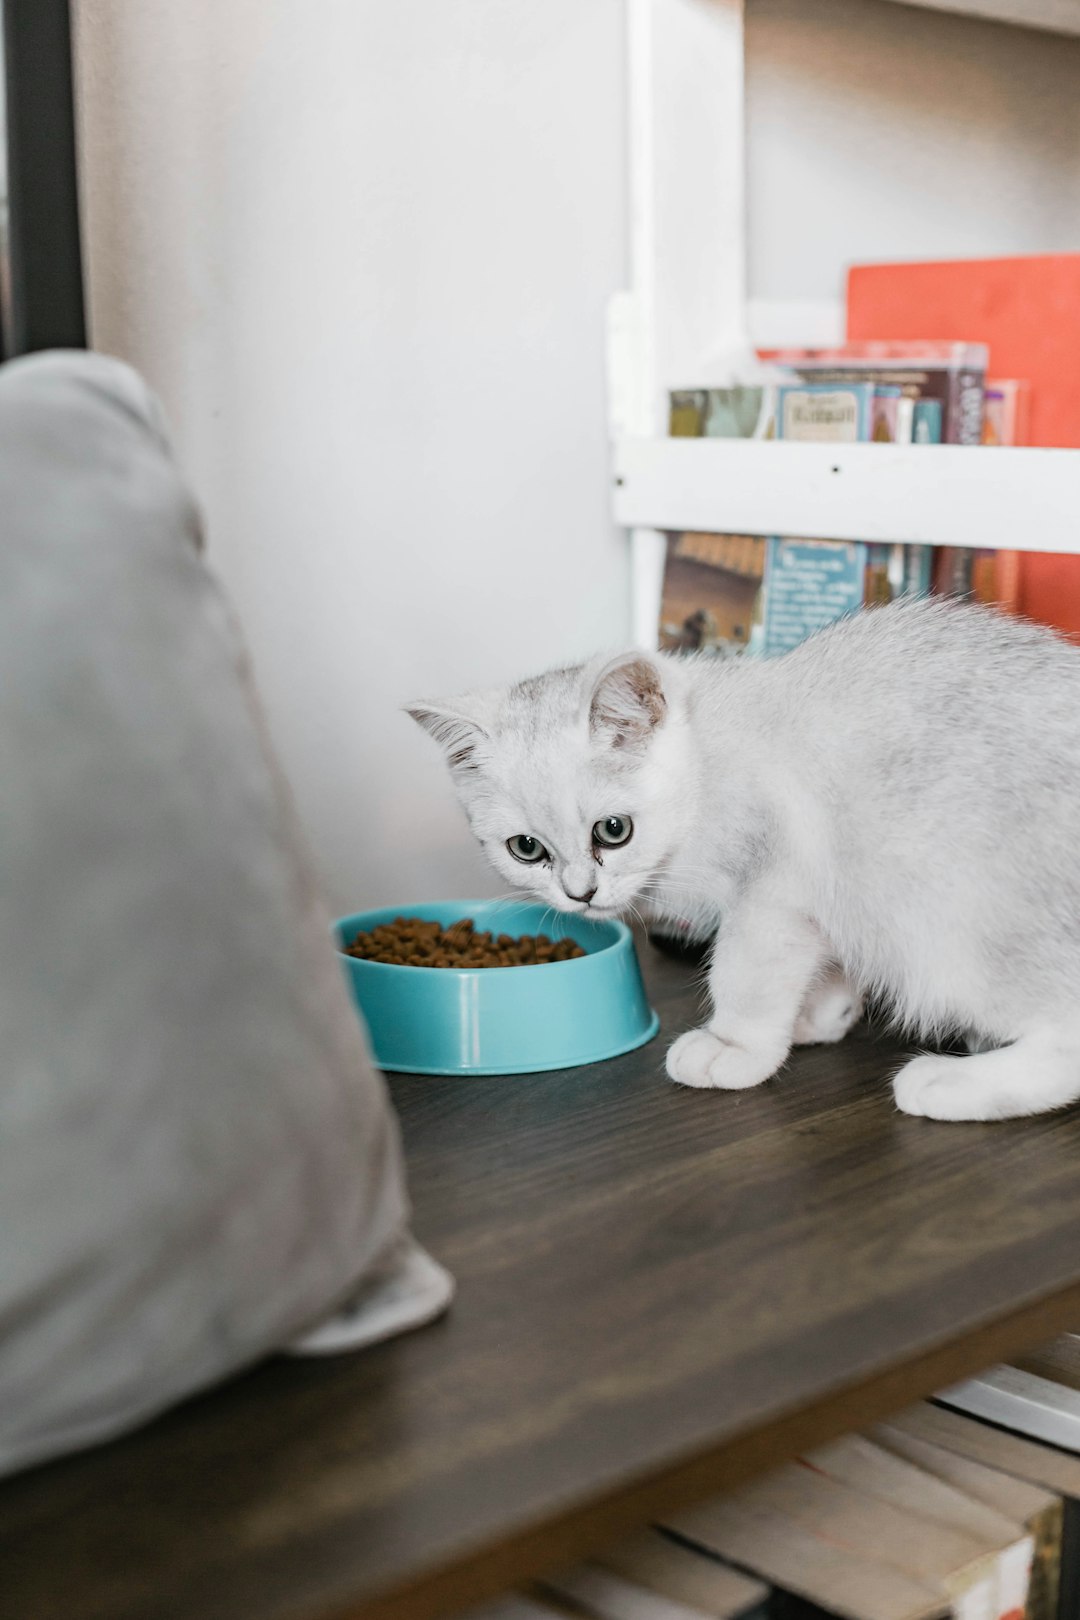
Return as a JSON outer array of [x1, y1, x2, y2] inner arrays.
[[0, 351, 450, 1479]]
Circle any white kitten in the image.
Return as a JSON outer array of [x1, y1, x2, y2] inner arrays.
[[410, 599, 1080, 1122]]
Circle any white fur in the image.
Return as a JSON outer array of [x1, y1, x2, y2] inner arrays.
[[410, 601, 1080, 1122]]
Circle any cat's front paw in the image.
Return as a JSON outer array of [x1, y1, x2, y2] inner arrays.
[[665, 1028, 781, 1091]]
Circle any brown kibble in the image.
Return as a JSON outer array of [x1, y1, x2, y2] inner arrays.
[[344, 917, 587, 969]]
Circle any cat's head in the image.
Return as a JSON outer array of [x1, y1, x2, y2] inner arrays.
[[408, 652, 689, 917]]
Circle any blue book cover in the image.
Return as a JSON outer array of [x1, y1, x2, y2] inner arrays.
[[758, 383, 873, 656], [761, 539, 868, 657], [775, 381, 874, 443], [912, 398, 943, 444]]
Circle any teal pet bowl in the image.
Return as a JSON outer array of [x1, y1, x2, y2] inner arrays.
[[334, 899, 660, 1076]]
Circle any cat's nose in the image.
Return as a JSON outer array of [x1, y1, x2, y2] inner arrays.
[[564, 884, 597, 905]]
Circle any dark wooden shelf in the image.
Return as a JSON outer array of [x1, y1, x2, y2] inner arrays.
[[6, 939, 1080, 1620]]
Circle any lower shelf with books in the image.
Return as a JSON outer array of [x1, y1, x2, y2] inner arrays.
[[656, 529, 1011, 662], [468, 1376, 1080, 1620]]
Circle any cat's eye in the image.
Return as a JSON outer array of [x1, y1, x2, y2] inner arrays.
[[592, 815, 633, 848], [507, 834, 549, 864]]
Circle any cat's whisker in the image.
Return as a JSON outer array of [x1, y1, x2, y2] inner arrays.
[[624, 900, 654, 940], [480, 892, 530, 923]]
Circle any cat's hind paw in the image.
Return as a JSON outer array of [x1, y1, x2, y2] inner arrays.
[[893, 1053, 1003, 1122], [793, 973, 864, 1046], [666, 1028, 781, 1091], [793, 978, 861, 1043]]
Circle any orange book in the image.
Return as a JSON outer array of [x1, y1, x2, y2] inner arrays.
[[847, 255, 1080, 635], [981, 381, 1031, 612]]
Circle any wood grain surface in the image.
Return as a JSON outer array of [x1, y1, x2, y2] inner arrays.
[[5, 939, 1080, 1620]]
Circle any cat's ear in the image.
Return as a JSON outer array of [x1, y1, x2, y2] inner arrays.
[[406, 700, 489, 775], [588, 652, 666, 750]]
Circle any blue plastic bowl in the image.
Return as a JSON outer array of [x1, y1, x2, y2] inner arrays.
[[334, 900, 660, 1076]]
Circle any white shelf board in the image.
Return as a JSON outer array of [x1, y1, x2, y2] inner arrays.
[[613, 438, 1080, 552], [878, 0, 1080, 35]]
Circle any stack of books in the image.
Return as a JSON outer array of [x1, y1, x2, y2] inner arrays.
[[465, 1400, 1080, 1620], [663, 335, 1030, 660]]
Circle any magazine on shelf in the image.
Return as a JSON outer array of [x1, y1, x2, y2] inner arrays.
[[763, 341, 987, 447], [759, 381, 874, 657], [660, 386, 777, 657]]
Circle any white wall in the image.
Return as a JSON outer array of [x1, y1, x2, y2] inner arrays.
[[73, 0, 629, 911], [745, 0, 1080, 307], [71, 0, 1080, 911]]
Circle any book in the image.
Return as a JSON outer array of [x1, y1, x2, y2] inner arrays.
[[542, 1530, 770, 1620], [933, 547, 974, 600], [880, 1399, 1080, 1502], [664, 1487, 946, 1620], [660, 386, 779, 657], [665, 1459, 1014, 1619], [803, 1435, 1034, 1619], [759, 382, 873, 657], [765, 342, 987, 447], [846, 254, 1080, 635], [982, 381, 1030, 450], [669, 390, 709, 437], [668, 387, 778, 441], [465, 1594, 590, 1620], [980, 380, 1031, 614], [893, 400, 942, 600], [871, 385, 914, 447], [871, 384, 917, 607], [881, 1396, 1080, 1620], [704, 386, 777, 441], [592, 1527, 769, 1617], [775, 380, 874, 442], [913, 400, 944, 444], [897, 545, 934, 598], [762, 538, 869, 656], [658, 532, 766, 655], [868, 1422, 1061, 1620]]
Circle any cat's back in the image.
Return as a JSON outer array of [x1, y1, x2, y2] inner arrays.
[[774, 596, 1080, 737]]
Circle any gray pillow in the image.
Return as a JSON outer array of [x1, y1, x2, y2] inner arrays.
[[0, 350, 450, 1479]]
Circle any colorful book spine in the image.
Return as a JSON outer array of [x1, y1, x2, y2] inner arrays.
[[899, 547, 934, 597], [703, 385, 777, 441], [982, 379, 1031, 614], [668, 390, 708, 437], [775, 379, 873, 442], [668, 387, 777, 440], [766, 342, 987, 446], [934, 547, 975, 599], [760, 382, 873, 657], [763, 538, 871, 656], [872, 385, 901, 443], [912, 399, 943, 444], [895, 398, 941, 599], [865, 545, 893, 606], [870, 387, 912, 606]]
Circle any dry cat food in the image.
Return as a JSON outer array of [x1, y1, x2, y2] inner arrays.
[[343, 916, 586, 968]]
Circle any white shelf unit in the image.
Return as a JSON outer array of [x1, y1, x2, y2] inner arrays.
[[612, 0, 1080, 647], [615, 439, 1080, 553]]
